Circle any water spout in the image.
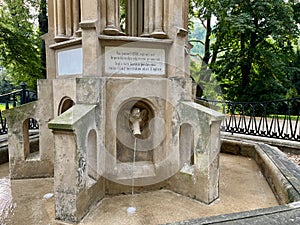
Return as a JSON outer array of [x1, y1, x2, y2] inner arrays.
[[131, 120, 142, 136], [129, 107, 147, 137]]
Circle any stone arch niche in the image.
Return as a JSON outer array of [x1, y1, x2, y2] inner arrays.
[[87, 129, 98, 180], [23, 118, 40, 160], [179, 123, 194, 167], [116, 99, 155, 163], [58, 96, 75, 115]]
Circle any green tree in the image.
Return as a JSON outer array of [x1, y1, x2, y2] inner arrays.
[[289, 46, 300, 98], [39, 0, 48, 78], [189, 0, 217, 97], [213, 0, 299, 102], [0, 0, 44, 90], [190, 0, 300, 102], [0, 75, 14, 95]]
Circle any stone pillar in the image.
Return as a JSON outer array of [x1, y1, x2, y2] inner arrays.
[[49, 104, 105, 223], [65, 0, 72, 36], [115, 0, 121, 31], [72, 0, 80, 36], [149, 0, 154, 34], [137, 0, 144, 36], [44, 0, 56, 78], [80, 0, 100, 77], [183, 0, 189, 31], [103, 0, 124, 35], [141, 0, 150, 37], [151, 0, 167, 38], [56, 0, 65, 37], [126, 0, 133, 36]]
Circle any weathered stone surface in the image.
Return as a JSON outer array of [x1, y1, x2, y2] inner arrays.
[[3, 83, 55, 179], [258, 143, 300, 202]]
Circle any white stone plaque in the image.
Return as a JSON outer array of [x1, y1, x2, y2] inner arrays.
[[105, 47, 165, 75], [57, 48, 83, 76]]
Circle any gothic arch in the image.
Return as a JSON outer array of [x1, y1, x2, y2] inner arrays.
[[58, 96, 75, 115]]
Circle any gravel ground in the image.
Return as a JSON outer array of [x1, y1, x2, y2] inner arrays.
[[286, 153, 300, 166]]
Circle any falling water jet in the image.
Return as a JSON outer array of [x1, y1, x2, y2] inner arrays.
[[127, 137, 137, 215]]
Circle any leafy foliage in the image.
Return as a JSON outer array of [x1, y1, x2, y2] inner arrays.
[[0, 0, 44, 90], [189, 0, 300, 102], [0, 76, 14, 95]]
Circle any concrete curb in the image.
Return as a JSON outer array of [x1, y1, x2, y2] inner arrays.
[[166, 202, 300, 225]]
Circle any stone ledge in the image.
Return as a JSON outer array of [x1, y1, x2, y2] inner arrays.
[[48, 104, 96, 131], [221, 132, 300, 153], [99, 34, 173, 44], [258, 143, 300, 202], [49, 38, 82, 50]]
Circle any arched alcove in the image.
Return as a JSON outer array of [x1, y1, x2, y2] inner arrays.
[[87, 129, 98, 180], [179, 123, 194, 166], [116, 99, 155, 163], [58, 97, 75, 115], [23, 118, 40, 160]]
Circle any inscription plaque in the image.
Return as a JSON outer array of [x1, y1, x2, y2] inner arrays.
[[105, 47, 165, 75], [57, 48, 83, 76]]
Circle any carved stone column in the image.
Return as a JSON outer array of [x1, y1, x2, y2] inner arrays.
[[151, 0, 167, 38], [103, 0, 124, 35], [72, 0, 81, 36], [141, 0, 150, 37], [137, 0, 144, 36], [148, 0, 154, 34], [56, 0, 65, 37], [65, 0, 72, 36]]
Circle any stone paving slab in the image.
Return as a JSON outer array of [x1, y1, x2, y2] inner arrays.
[[166, 139, 300, 225], [166, 202, 300, 225]]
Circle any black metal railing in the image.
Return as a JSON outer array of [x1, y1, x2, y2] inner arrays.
[[196, 97, 300, 142], [0, 83, 38, 135]]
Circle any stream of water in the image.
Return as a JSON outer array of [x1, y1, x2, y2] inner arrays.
[[127, 137, 137, 215]]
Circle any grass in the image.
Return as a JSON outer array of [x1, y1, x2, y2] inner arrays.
[[0, 103, 14, 111], [0, 103, 7, 111], [268, 114, 299, 121]]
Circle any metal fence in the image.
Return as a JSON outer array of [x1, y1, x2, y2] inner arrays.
[[0, 83, 38, 135], [196, 97, 300, 142], [1, 86, 300, 142]]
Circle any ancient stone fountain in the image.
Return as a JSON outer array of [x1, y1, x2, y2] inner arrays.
[[4, 0, 223, 223]]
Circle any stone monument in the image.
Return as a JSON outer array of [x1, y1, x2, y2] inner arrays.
[[4, 0, 224, 223]]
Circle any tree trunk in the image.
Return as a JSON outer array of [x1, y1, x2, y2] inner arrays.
[[39, 0, 48, 78]]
